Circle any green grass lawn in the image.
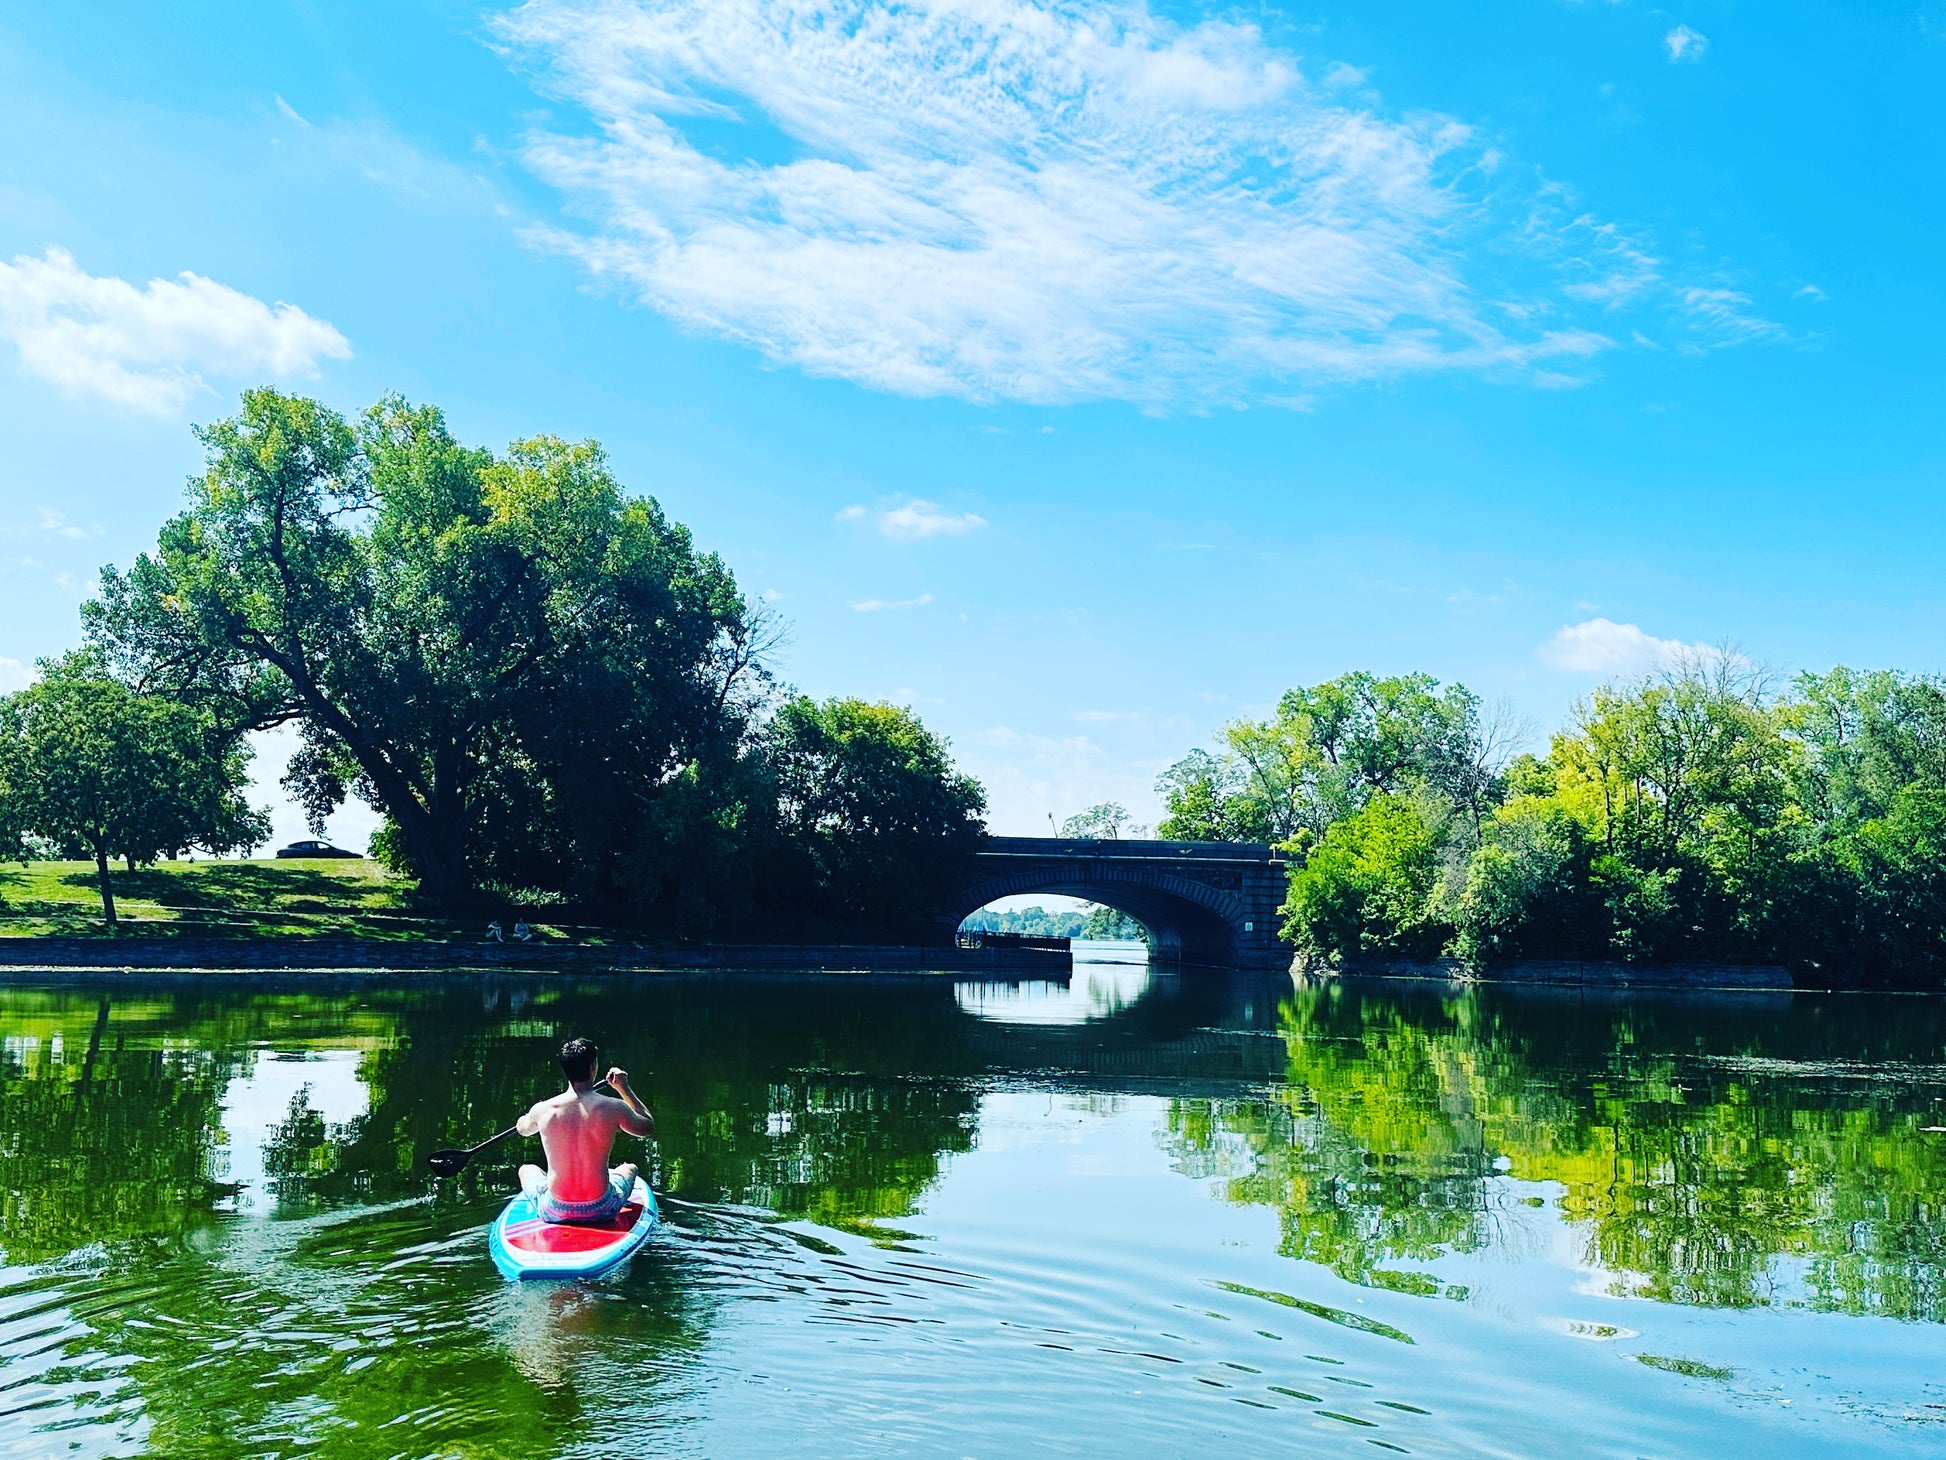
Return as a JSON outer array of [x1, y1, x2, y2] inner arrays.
[[0, 858, 592, 942]]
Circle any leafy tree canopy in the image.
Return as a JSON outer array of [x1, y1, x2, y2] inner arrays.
[[1059, 801, 1133, 839], [88, 390, 761, 904], [770, 697, 986, 929], [0, 652, 265, 924], [1170, 653, 1946, 984], [1157, 671, 1509, 847]]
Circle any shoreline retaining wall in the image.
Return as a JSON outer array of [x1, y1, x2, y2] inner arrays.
[[0, 936, 1073, 976], [1312, 954, 1795, 991]]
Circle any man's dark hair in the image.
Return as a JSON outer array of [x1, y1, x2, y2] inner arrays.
[[560, 1038, 599, 1086]]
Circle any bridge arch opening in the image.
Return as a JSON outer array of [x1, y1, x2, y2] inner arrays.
[[950, 883, 1243, 966], [957, 895, 1149, 950], [949, 838, 1289, 971]]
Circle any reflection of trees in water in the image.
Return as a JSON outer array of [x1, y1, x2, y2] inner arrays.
[[1165, 982, 1946, 1320], [0, 995, 241, 1265], [277, 977, 989, 1232], [0, 974, 1154, 1455], [0, 987, 733, 1457]]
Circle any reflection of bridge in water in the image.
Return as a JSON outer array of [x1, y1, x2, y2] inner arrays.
[[945, 837, 1293, 971], [946, 967, 1296, 1095]]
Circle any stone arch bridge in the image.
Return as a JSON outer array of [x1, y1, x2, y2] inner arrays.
[[944, 837, 1292, 970]]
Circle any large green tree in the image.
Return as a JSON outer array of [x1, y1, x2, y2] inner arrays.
[[88, 391, 762, 904], [1157, 671, 1505, 847], [769, 697, 986, 929], [0, 654, 266, 924]]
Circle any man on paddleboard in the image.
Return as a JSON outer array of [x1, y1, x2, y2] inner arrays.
[[516, 1038, 655, 1225]]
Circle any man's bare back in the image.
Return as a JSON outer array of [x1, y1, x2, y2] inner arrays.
[[517, 1062, 654, 1208]]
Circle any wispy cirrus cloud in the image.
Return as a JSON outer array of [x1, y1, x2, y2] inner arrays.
[[851, 592, 934, 612], [837, 498, 987, 539], [0, 248, 350, 413], [37, 508, 100, 540], [1677, 286, 1786, 347], [1538, 617, 1707, 675], [495, 0, 1793, 407]]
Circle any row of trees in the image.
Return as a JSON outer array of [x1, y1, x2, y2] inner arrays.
[[960, 903, 1147, 940], [1158, 661, 1946, 983], [2, 389, 987, 933]]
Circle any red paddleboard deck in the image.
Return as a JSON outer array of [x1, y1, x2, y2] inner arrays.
[[489, 1176, 658, 1280]]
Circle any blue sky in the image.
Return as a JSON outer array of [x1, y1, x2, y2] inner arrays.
[[1, 0, 1942, 843]]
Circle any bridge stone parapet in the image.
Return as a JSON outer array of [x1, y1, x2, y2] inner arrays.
[[948, 836, 1292, 971]]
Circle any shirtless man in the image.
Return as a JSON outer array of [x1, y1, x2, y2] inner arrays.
[[516, 1038, 655, 1225]]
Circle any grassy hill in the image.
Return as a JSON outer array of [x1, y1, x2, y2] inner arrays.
[[0, 858, 493, 941]]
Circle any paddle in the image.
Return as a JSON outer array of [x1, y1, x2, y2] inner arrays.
[[425, 1080, 617, 1177]]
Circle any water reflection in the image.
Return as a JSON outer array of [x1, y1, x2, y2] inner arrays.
[[0, 972, 1943, 1457], [1167, 979, 1946, 1321], [952, 940, 1155, 1025]]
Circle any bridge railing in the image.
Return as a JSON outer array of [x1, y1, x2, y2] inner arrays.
[[980, 835, 1280, 861]]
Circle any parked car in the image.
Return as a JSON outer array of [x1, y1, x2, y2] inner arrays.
[[274, 839, 359, 860]]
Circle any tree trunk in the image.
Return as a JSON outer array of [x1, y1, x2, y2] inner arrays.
[[385, 795, 470, 907], [125, 854, 136, 873], [297, 707, 470, 905], [93, 845, 119, 929], [73, 998, 110, 1121]]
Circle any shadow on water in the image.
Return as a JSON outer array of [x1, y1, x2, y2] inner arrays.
[[1, 970, 1945, 1455]]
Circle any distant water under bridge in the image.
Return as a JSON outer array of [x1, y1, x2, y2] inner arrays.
[[945, 837, 1293, 971]]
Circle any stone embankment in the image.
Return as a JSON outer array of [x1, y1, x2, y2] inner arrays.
[[0, 937, 1072, 976], [1312, 955, 1795, 991]]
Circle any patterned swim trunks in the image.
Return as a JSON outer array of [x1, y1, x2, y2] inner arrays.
[[537, 1168, 633, 1225]]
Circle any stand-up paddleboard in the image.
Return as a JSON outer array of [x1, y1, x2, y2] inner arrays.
[[489, 1175, 658, 1280]]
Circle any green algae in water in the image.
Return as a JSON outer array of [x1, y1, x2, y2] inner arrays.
[[1637, 1354, 1737, 1381]]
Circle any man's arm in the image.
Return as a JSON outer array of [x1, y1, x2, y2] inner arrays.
[[515, 1101, 545, 1138], [605, 1067, 655, 1137]]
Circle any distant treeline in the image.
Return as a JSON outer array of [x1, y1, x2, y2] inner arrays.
[[961, 904, 1147, 941], [1158, 662, 1946, 985]]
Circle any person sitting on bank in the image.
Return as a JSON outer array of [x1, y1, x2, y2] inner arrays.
[[485, 920, 504, 942], [511, 920, 533, 942], [516, 1038, 655, 1226]]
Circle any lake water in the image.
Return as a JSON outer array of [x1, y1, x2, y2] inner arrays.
[[2, 951, 1944, 1457]]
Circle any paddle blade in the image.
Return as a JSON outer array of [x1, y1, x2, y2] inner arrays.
[[426, 1148, 472, 1177]]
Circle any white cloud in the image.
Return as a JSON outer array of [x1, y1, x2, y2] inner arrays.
[[0, 657, 32, 693], [1538, 617, 1707, 675], [1794, 283, 1827, 303], [851, 592, 934, 612], [880, 500, 987, 539], [838, 498, 988, 539], [0, 247, 351, 413], [1665, 25, 1709, 63], [495, 0, 1682, 406], [37, 508, 99, 540]]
